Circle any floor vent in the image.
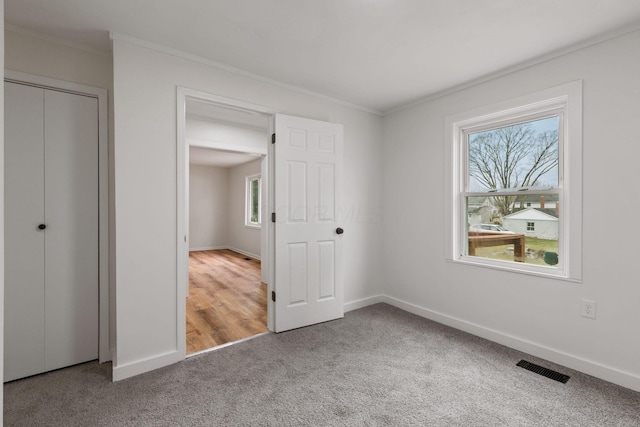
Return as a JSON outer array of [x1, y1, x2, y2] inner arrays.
[[243, 257, 251, 261], [517, 360, 570, 383]]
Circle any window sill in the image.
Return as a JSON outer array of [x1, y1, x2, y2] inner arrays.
[[446, 256, 582, 283], [245, 224, 261, 230]]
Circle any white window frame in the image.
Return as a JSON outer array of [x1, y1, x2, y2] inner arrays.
[[445, 81, 582, 281], [245, 174, 262, 228]]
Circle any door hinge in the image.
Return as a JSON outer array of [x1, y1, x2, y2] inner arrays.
[[271, 212, 276, 223], [271, 133, 276, 144], [271, 291, 276, 302]]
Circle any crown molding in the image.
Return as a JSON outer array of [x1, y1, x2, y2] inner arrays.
[[109, 32, 383, 116], [5, 24, 110, 58], [385, 21, 640, 115]]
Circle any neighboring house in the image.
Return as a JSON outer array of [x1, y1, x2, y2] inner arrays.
[[503, 208, 559, 240], [469, 195, 559, 227], [467, 197, 495, 225], [512, 194, 559, 217]]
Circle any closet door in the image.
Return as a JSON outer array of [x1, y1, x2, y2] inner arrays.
[[4, 82, 47, 381], [4, 82, 99, 382], [44, 90, 99, 371]]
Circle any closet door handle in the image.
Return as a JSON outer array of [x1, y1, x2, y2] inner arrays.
[[38, 224, 46, 230]]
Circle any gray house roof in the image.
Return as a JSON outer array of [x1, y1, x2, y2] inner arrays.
[[504, 207, 559, 221]]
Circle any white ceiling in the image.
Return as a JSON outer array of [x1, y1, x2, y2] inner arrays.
[[189, 146, 261, 168], [6, 1, 640, 113], [185, 99, 267, 167]]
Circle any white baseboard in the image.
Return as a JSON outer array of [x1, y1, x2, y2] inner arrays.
[[111, 294, 640, 392], [189, 246, 227, 252], [382, 295, 640, 392], [112, 350, 182, 381], [113, 296, 376, 381], [344, 295, 385, 313], [227, 246, 261, 261], [188, 246, 261, 262]]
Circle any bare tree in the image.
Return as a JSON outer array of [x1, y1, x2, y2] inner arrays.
[[468, 123, 558, 217]]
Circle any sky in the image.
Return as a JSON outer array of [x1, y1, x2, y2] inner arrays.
[[467, 116, 559, 192]]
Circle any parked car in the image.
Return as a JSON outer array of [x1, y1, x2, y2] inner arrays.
[[469, 224, 515, 234]]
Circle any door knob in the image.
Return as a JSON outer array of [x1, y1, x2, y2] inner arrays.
[[38, 224, 46, 230], [336, 227, 344, 235]]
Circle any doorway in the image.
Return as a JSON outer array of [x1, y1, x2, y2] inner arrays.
[[178, 90, 346, 359], [182, 95, 272, 355]]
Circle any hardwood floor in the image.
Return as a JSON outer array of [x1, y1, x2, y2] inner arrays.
[[186, 249, 267, 354]]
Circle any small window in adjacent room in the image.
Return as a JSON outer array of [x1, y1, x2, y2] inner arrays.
[[446, 81, 583, 281], [246, 174, 261, 227]]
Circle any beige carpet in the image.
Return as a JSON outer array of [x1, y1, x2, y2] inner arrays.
[[4, 304, 640, 426]]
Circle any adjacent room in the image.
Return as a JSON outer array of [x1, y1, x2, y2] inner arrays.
[[187, 146, 266, 354], [185, 100, 269, 354], [2, 1, 640, 425]]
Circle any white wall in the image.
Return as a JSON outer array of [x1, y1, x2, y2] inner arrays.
[[382, 29, 640, 391], [228, 159, 262, 259], [503, 218, 558, 240], [189, 164, 229, 250], [112, 37, 384, 379], [188, 159, 262, 257]]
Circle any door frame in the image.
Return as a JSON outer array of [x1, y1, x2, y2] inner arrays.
[[176, 87, 276, 359], [4, 70, 110, 363]]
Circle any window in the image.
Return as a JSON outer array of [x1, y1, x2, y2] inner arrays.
[[446, 82, 583, 281], [245, 174, 261, 227]]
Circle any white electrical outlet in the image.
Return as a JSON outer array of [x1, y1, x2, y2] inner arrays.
[[580, 299, 596, 319]]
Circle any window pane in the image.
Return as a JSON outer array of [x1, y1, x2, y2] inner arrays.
[[467, 116, 559, 193], [467, 195, 559, 267], [250, 178, 260, 224]]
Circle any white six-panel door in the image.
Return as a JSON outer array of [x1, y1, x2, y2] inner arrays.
[[4, 82, 99, 382], [273, 114, 344, 332]]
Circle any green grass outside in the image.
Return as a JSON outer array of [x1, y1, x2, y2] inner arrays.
[[473, 236, 559, 266]]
